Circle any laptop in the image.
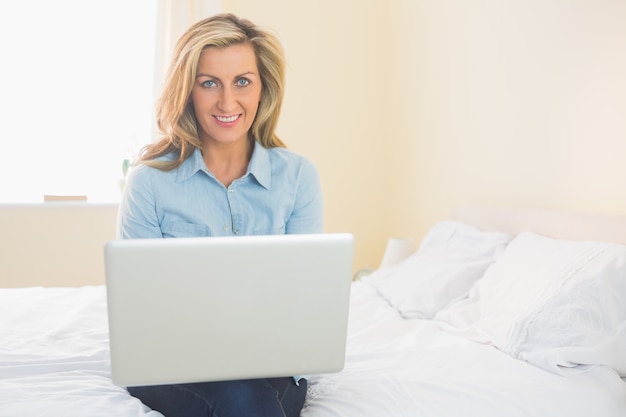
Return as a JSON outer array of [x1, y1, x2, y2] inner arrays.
[[104, 233, 354, 387]]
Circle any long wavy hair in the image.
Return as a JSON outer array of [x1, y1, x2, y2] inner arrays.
[[139, 13, 286, 170]]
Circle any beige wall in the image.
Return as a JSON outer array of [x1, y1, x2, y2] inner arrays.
[[387, 0, 626, 243], [3, 0, 625, 286]]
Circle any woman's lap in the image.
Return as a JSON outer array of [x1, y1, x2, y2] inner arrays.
[[127, 377, 307, 417]]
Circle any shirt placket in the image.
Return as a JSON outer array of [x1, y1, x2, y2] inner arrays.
[[227, 184, 242, 235]]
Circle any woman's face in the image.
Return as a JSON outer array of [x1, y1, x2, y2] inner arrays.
[[191, 42, 262, 147]]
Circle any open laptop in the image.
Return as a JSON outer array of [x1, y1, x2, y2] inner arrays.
[[104, 233, 354, 387]]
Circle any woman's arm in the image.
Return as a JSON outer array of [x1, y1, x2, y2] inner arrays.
[[285, 158, 324, 234], [117, 165, 163, 239]]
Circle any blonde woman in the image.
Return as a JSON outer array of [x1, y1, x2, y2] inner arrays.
[[118, 13, 322, 417]]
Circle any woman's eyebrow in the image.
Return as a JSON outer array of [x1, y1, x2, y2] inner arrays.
[[195, 71, 258, 79]]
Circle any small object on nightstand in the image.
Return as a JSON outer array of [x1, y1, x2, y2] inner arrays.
[[43, 195, 88, 202], [379, 237, 414, 269]]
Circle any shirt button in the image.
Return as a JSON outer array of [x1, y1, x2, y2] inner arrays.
[[234, 230, 239, 235], [229, 188, 234, 193], [223, 226, 228, 232]]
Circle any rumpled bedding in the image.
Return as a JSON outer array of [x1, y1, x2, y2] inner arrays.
[[301, 281, 626, 417], [2, 221, 626, 417]]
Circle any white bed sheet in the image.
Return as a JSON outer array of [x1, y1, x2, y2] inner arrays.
[[1, 284, 625, 417]]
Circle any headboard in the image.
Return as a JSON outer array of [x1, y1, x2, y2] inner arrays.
[[452, 205, 626, 245], [0, 203, 118, 288]]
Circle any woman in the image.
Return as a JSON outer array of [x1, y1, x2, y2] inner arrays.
[[117, 13, 323, 417]]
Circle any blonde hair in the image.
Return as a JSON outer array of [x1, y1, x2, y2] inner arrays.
[[140, 13, 286, 170]]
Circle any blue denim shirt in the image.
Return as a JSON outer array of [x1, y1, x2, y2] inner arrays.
[[118, 141, 324, 239]]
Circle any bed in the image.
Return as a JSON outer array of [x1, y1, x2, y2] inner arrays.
[[1, 205, 625, 416]]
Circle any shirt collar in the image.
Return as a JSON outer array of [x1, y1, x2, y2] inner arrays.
[[175, 148, 207, 183], [247, 141, 271, 189], [175, 142, 271, 189]]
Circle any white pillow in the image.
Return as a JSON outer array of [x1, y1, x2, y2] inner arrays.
[[363, 221, 511, 319], [435, 232, 626, 376]]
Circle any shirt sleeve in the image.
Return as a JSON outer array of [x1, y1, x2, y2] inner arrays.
[[117, 164, 163, 239], [285, 158, 324, 234]]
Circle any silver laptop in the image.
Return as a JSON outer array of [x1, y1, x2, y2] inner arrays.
[[104, 233, 354, 387]]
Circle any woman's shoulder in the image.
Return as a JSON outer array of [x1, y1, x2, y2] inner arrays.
[[263, 146, 320, 183], [266, 146, 314, 167], [135, 151, 181, 170], [126, 153, 180, 181]]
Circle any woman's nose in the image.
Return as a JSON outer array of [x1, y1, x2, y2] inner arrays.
[[218, 86, 236, 112]]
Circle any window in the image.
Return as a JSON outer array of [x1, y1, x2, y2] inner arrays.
[[0, 1, 158, 202]]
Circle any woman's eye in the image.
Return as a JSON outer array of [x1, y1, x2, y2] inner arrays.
[[201, 80, 216, 88], [236, 78, 250, 87]]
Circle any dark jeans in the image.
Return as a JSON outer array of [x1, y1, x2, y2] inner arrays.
[[127, 377, 307, 417]]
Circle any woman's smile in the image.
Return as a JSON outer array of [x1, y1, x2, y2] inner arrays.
[[214, 114, 241, 124]]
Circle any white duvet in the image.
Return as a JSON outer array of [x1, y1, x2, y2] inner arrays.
[[1, 283, 625, 417]]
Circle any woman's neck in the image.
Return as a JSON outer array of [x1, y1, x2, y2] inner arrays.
[[201, 138, 253, 187]]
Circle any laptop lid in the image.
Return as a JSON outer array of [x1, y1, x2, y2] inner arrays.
[[104, 233, 354, 387]]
